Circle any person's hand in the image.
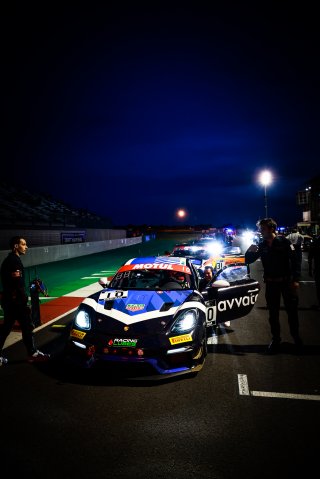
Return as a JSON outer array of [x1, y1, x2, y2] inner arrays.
[[291, 281, 300, 290], [247, 244, 258, 253]]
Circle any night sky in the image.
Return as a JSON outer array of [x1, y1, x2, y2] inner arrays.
[[3, 3, 320, 228]]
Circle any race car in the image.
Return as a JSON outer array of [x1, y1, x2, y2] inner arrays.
[[170, 241, 245, 275], [66, 256, 260, 378], [201, 250, 245, 274]]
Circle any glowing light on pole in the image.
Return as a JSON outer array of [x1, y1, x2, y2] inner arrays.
[[176, 208, 187, 221], [259, 170, 272, 218]]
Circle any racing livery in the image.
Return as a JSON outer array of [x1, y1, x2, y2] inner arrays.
[[66, 256, 260, 377]]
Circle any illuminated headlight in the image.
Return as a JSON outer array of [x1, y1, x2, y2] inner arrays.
[[171, 309, 198, 333], [74, 309, 91, 330]]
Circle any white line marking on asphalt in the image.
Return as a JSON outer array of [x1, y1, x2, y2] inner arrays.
[[238, 374, 250, 395], [250, 391, 320, 400], [207, 334, 218, 344], [81, 271, 115, 279], [238, 374, 320, 401]]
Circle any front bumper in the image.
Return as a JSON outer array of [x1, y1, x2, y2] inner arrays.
[[67, 332, 206, 376]]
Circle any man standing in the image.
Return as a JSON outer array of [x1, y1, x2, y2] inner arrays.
[[286, 227, 303, 272], [308, 234, 320, 310], [199, 265, 215, 291], [0, 236, 50, 365], [245, 218, 303, 353]]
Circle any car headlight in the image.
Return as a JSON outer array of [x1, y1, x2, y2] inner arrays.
[[74, 309, 91, 330], [171, 308, 198, 334]]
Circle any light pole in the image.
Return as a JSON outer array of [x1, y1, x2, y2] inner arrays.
[[259, 170, 272, 218]]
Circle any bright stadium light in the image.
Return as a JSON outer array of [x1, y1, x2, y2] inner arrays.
[[259, 170, 273, 218]]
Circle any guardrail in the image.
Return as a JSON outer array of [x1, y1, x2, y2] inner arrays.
[[0, 236, 142, 267]]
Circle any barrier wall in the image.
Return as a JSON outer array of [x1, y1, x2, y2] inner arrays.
[[0, 236, 142, 267], [0, 228, 127, 249]]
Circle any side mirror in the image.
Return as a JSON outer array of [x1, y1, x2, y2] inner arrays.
[[212, 279, 230, 288], [99, 277, 110, 288]]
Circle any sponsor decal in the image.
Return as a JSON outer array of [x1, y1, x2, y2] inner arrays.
[[70, 329, 86, 339], [118, 263, 191, 274], [108, 338, 138, 347], [169, 334, 192, 345], [125, 303, 145, 312], [217, 294, 258, 311]]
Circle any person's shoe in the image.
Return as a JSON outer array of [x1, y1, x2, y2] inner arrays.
[[223, 321, 231, 327], [0, 356, 9, 366], [266, 339, 281, 354], [28, 350, 50, 363]]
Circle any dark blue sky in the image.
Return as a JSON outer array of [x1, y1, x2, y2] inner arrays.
[[3, 3, 319, 228]]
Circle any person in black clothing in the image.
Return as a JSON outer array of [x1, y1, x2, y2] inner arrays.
[[245, 218, 303, 353], [286, 227, 303, 273], [308, 234, 320, 310], [0, 236, 50, 365], [199, 265, 215, 291]]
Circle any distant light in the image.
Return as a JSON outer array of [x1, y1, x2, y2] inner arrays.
[[259, 170, 272, 186], [177, 209, 186, 219]]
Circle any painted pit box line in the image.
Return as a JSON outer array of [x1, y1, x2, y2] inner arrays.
[[238, 374, 320, 401]]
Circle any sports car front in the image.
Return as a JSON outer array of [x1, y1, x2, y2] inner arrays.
[[67, 257, 207, 377]]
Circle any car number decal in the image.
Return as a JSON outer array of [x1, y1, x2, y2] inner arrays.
[[100, 290, 128, 301], [206, 306, 217, 322]]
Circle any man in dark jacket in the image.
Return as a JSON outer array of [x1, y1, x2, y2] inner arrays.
[[245, 218, 302, 353], [0, 236, 50, 365], [308, 234, 320, 310]]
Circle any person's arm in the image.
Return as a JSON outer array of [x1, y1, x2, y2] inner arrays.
[[245, 243, 261, 264], [9, 259, 28, 304]]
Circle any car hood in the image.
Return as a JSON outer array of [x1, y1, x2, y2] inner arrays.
[[81, 289, 197, 328]]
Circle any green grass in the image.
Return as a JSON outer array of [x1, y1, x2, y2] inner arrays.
[[24, 236, 195, 297]]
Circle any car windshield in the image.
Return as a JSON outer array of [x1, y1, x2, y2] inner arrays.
[[215, 265, 249, 283], [109, 268, 193, 290]]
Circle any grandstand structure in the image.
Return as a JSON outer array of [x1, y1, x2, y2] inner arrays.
[[0, 182, 120, 250], [0, 181, 112, 229]]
